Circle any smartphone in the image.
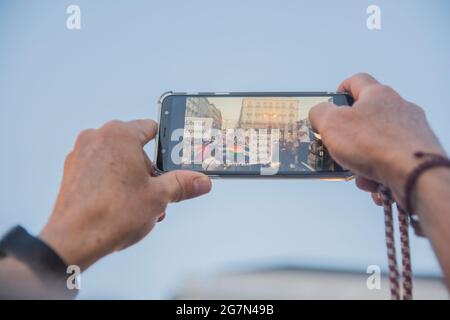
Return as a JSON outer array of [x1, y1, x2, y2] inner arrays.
[[154, 92, 354, 179]]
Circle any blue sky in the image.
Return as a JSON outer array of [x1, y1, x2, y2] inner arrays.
[[1, 0, 449, 298]]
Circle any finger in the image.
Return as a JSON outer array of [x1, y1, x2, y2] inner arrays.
[[371, 192, 383, 206], [153, 170, 212, 203], [142, 150, 154, 176], [126, 119, 158, 146], [337, 73, 380, 100], [308, 102, 337, 133], [355, 176, 379, 192]]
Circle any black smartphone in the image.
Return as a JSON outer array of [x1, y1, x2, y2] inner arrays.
[[154, 92, 353, 179]]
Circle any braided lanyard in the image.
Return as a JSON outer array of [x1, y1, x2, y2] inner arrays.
[[377, 152, 450, 300], [379, 185, 413, 300]]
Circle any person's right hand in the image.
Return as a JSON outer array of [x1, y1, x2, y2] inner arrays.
[[39, 119, 212, 271], [309, 73, 446, 206]]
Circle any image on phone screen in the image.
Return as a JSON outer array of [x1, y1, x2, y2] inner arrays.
[[157, 93, 353, 177]]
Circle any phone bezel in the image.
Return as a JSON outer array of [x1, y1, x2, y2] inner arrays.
[[154, 91, 354, 180]]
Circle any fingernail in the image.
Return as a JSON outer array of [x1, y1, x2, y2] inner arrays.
[[157, 213, 166, 222], [193, 177, 211, 196]]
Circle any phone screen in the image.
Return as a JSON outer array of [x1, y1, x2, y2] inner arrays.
[[157, 93, 353, 177]]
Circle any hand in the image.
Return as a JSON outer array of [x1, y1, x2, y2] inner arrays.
[[39, 119, 212, 270], [309, 73, 446, 205]]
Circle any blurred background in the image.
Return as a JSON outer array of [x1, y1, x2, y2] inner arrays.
[[1, 0, 449, 299]]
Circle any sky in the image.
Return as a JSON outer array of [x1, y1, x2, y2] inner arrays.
[[1, 0, 450, 299]]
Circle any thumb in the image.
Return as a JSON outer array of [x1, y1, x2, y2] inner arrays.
[[308, 102, 337, 134], [154, 170, 212, 203]]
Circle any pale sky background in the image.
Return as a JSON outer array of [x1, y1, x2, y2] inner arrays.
[[1, 0, 450, 299]]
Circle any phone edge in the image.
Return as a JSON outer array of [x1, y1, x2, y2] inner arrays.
[[152, 91, 354, 181]]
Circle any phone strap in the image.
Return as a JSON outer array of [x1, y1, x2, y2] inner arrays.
[[378, 151, 450, 300], [379, 186, 412, 300]]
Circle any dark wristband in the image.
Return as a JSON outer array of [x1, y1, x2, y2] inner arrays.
[[0, 225, 77, 299]]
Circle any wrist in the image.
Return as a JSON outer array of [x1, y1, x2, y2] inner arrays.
[[0, 226, 78, 299], [416, 166, 450, 207], [377, 148, 447, 205], [39, 213, 104, 271]]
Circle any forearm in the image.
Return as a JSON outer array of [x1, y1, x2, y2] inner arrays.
[[0, 255, 79, 299], [0, 257, 49, 299], [0, 226, 79, 299], [415, 168, 450, 286]]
